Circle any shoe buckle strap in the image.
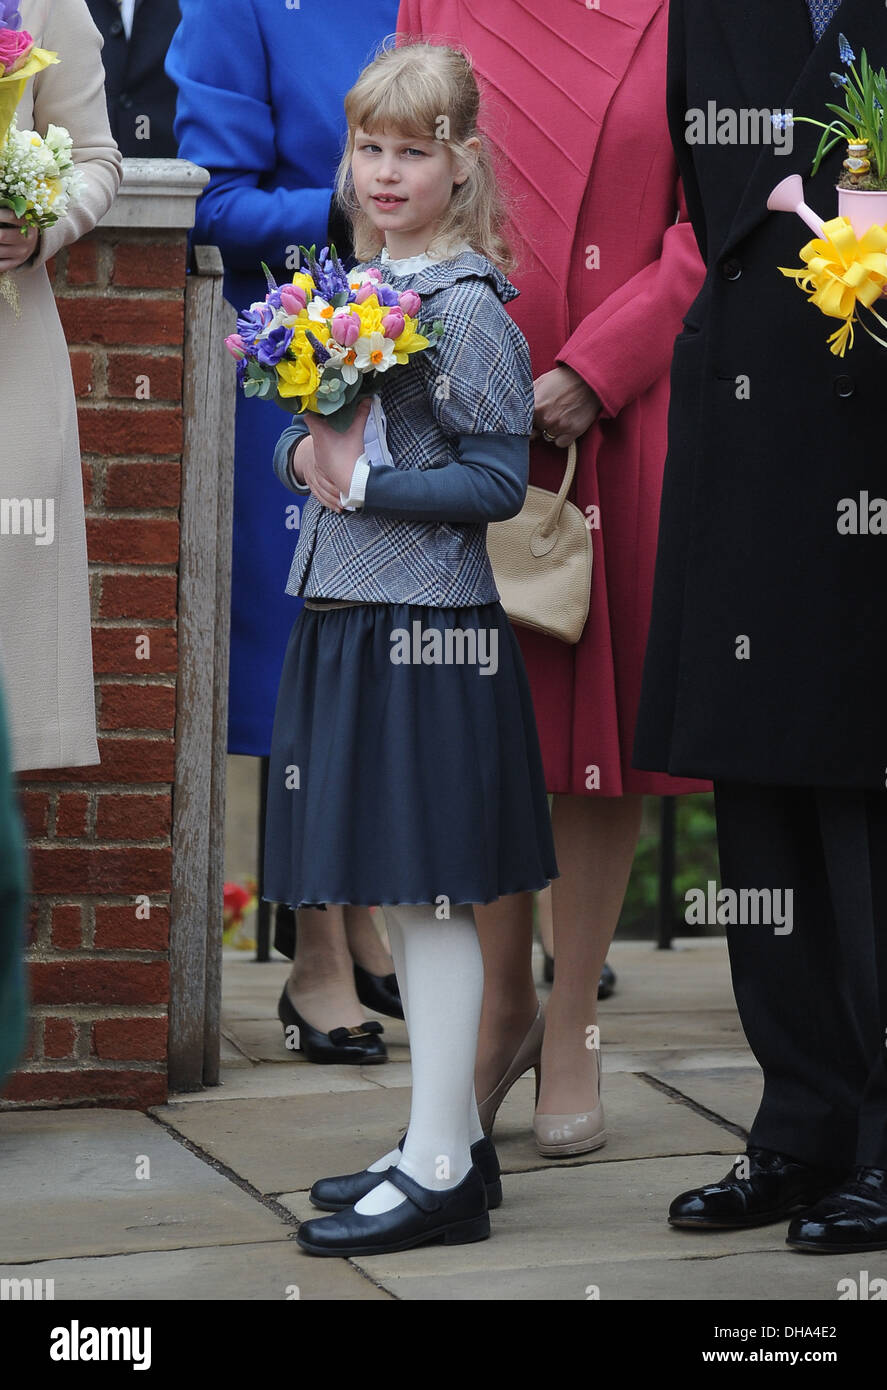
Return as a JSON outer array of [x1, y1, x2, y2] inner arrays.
[[384, 1165, 443, 1213], [328, 1021, 383, 1045]]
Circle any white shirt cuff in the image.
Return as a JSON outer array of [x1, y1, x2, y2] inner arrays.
[[339, 454, 371, 510]]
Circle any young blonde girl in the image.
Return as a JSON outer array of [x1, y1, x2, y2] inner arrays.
[[263, 38, 557, 1257]]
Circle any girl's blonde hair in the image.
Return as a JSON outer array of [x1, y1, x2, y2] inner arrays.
[[333, 36, 516, 273]]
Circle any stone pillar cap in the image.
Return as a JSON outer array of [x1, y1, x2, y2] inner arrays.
[[98, 158, 211, 231]]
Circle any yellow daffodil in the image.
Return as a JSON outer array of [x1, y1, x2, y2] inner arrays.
[[392, 315, 431, 363]]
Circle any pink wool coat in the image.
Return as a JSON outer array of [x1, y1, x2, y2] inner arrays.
[[397, 0, 710, 796]]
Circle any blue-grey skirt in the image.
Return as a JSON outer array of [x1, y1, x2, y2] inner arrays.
[[262, 599, 559, 910]]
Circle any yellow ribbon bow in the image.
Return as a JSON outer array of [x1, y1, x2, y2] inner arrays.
[[779, 215, 887, 356]]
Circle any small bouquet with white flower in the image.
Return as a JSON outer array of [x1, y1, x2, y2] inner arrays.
[[225, 243, 443, 431], [0, 0, 84, 315]]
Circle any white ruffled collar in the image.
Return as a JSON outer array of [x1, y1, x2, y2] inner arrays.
[[379, 241, 473, 275]]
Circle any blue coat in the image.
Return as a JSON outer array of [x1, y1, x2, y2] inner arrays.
[[165, 0, 398, 756]]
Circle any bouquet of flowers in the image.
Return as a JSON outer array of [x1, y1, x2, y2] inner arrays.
[[0, 0, 83, 315], [225, 244, 443, 431]]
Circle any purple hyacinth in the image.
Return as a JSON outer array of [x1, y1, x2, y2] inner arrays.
[[236, 303, 274, 346], [256, 324, 294, 368], [838, 33, 855, 67], [310, 244, 351, 303], [305, 330, 331, 365], [0, 0, 22, 31]]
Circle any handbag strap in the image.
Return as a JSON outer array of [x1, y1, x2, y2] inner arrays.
[[537, 441, 578, 540]]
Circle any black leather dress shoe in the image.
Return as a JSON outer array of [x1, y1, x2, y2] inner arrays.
[[277, 987, 387, 1065], [353, 964, 404, 1020], [598, 961, 617, 1000], [787, 1167, 887, 1253], [309, 1135, 502, 1211], [297, 1163, 490, 1257], [668, 1147, 843, 1230]]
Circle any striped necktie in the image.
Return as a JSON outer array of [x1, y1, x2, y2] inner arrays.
[[806, 0, 843, 42]]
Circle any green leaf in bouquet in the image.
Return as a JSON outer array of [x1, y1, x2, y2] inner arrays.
[[273, 393, 310, 417], [330, 291, 350, 307]]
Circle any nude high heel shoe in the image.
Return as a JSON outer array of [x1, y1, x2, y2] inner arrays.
[[533, 1046, 607, 1157], [476, 1002, 544, 1136]]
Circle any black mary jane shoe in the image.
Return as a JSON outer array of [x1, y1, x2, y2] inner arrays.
[[353, 963, 404, 1020], [297, 1163, 490, 1257], [277, 987, 387, 1065], [309, 1135, 502, 1212], [787, 1167, 887, 1254], [668, 1147, 843, 1230]]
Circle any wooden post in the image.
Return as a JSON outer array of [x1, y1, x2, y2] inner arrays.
[[168, 244, 235, 1091]]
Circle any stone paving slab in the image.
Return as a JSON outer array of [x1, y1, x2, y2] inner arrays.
[[154, 1088, 412, 1196], [596, 938, 738, 1013], [0, 1110, 289, 1263], [194, 1071, 739, 1202], [603, 1047, 755, 1073], [281, 1156, 806, 1289], [374, 1251, 873, 1302], [648, 1066, 763, 1135], [0, 1241, 390, 1301], [598, 1011, 745, 1050], [168, 1064, 392, 1104]]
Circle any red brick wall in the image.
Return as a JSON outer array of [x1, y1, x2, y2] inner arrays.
[[1, 229, 189, 1109]]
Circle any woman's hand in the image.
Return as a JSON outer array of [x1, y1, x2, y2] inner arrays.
[[303, 397, 373, 512], [532, 364, 602, 448], [0, 210, 39, 272]]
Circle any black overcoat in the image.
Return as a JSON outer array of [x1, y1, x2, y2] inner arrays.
[[633, 0, 887, 789], [85, 0, 180, 157]]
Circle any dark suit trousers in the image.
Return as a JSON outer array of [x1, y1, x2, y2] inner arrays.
[[714, 782, 887, 1170]]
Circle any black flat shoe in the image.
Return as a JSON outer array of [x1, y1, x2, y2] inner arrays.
[[277, 987, 387, 1065], [353, 963, 404, 1020], [668, 1147, 843, 1230], [787, 1167, 887, 1253], [541, 955, 616, 999], [297, 1163, 490, 1257], [309, 1135, 503, 1211]]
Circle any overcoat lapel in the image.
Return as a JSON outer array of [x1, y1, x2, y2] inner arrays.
[[718, 0, 874, 254]]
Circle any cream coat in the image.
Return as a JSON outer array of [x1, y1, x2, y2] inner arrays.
[[2, 0, 121, 770]]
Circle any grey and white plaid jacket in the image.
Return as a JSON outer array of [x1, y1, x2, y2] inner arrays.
[[272, 249, 534, 606]]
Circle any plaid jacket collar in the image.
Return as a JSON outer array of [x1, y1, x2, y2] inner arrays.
[[364, 249, 521, 305]]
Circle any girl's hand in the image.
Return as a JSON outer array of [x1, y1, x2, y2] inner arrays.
[[306, 397, 373, 509], [0, 210, 39, 272], [532, 365, 602, 448]]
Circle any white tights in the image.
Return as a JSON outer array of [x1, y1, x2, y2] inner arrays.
[[354, 901, 487, 1216]]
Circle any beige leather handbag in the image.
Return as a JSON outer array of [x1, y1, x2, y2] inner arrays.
[[486, 441, 592, 644]]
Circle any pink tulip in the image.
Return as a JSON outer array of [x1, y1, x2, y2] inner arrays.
[[0, 29, 34, 76], [279, 284, 307, 314], [397, 290, 421, 317], [365, 268, 383, 282], [381, 309, 405, 339], [331, 310, 360, 347], [224, 333, 248, 360]]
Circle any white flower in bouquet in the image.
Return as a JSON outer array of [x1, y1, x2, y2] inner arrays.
[[0, 113, 84, 312]]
